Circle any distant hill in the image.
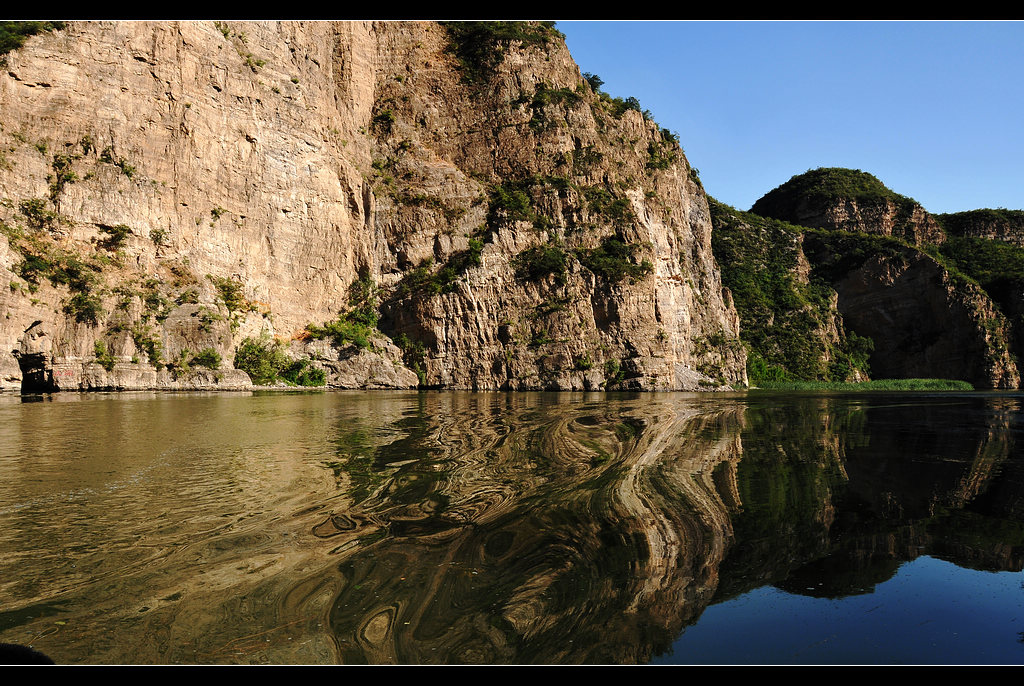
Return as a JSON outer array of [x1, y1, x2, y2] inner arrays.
[[714, 167, 1024, 388], [750, 167, 944, 245]]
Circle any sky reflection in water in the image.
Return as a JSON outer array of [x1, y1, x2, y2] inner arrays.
[[654, 555, 1024, 665]]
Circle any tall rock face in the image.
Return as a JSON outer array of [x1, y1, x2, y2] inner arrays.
[[750, 168, 945, 245], [0, 20, 746, 392]]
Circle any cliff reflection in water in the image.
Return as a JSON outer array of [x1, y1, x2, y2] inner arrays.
[[717, 395, 1024, 604], [319, 393, 744, 664], [318, 393, 1024, 664], [0, 391, 1022, 664]]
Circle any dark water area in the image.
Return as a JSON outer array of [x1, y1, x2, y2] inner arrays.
[[0, 390, 1022, 665]]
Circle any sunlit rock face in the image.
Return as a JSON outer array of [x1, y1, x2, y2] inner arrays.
[[789, 197, 945, 246], [750, 168, 945, 246], [0, 21, 745, 391]]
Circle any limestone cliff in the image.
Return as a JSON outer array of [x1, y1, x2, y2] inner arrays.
[[0, 20, 746, 392]]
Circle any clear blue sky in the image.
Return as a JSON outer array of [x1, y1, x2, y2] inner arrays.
[[557, 20, 1024, 215]]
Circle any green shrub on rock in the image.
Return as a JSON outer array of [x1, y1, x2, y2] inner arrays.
[[577, 237, 652, 284], [233, 336, 324, 386], [233, 337, 290, 385], [191, 348, 222, 370], [0, 21, 65, 59], [513, 243, 567, 285]]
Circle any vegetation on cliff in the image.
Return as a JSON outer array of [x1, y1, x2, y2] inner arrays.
[[577, 236, 653, 285], [441, 21, 564, 84], [0, 21, 64, 59], [513, 242, 568, 285], [709, 199, 873, 384], [935, 236, 1024, 289], [748, 168, 1024, 309], [733, 165, 1024, 389], [932, 236, 1024, 332], [801, 227, 919, 283], [233, 337, 324, 387], [307, 271, 382, 351]]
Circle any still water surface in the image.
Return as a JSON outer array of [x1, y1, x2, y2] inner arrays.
[[0, 390, 1022, 664]]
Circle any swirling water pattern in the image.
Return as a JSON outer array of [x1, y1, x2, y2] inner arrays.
[[0, 390, 1021, 664]]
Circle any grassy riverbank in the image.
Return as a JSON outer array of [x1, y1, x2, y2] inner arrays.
[[751, 378, 975, 391]]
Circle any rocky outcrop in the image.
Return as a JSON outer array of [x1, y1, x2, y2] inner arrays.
[[936, 209, 1024, 247], [733, 167, 1022, 389], [750, 167, 945, 245], [812, 198, 944, 245], [0, 20, 746, 392], [299, 336, 418, 389]]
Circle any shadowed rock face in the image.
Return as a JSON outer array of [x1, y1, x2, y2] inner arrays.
[[0, 21, 746, 392], [710, 200, 1021, 388], [824, 250, 1020, 389], [738, 168, 1024, 389]]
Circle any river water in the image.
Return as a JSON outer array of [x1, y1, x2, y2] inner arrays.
[[0, 390, 1022, 665]]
